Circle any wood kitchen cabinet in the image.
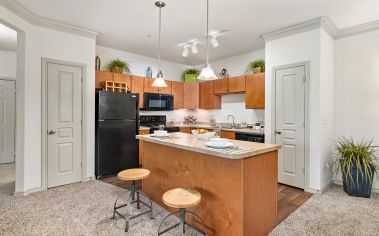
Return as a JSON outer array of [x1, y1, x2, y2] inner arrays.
[[214, 78, 229, 94], [138, 129, 150, 167], [171, 81, 184, 109], [229, 75, 246, 93], [144, 77, 159, 93], [183, 83, 199, 109], [113, 73, 132, 91], [220, 130, 236, 139], [199, 81, 221, 109], [245, 73, 265, 109], [158, 80, 172, 94], [95, 71, 113, 89], [131, 76, 145, 109], [179, 127, 192, 134]]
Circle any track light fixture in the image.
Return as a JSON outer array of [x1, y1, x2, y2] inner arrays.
[[182, 45, 189, 57], [210, 35, 219, 48], [191, 43, 198, 54]]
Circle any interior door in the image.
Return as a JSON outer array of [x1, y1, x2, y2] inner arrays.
[[47, 63, 82, 188], [275, 66, 305, 189], [0, 80, 15, 164]]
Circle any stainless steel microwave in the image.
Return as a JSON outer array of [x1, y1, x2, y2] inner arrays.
[[143, 93, 174, 111]]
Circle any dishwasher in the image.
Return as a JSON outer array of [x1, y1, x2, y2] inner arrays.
[[235, 132, 265, 143]]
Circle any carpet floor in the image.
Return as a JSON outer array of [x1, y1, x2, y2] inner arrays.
[[270, 185, 379, 236], [1, 180, 378, 236], [0, 180, 202, 236]]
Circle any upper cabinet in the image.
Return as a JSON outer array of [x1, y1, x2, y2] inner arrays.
[[245, 73, 265, 109], [113, 74, 132, 91], [183, 83, 199, 110], [171, 81, 184, 109], [199, 81, 221, 109], [143, 77, 159, 93], [158, 80, 172, 94], [95, 71, 113, 89], [214, 78, 229, 94], [131, 76, 145, 109], [229, 75, 246, 93]]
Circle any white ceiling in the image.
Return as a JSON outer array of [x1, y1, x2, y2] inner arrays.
[[16, 0, 379, 65], [0, 23, 17, 51]]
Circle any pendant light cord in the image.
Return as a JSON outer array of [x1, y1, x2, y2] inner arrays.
[[206, 0, 209, 66], [158, 5, 162, 71]]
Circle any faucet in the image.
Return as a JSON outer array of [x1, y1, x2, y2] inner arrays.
[[227, 115, 235, 128]]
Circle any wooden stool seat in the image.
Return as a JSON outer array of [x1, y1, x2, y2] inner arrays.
[[162, 188, 201, 209], [118, 168, 150, 181]]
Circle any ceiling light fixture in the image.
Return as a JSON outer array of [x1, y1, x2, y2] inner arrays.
[[198, 0, 217, 81], [152, 1, 167, 88], [182, 45, 189, 57], [210, 35, 219, 48], [191, 43, 198, 54]]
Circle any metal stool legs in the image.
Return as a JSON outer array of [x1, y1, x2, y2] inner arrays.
[[111, 180, 154, 232], [158, 208, 206, 236]]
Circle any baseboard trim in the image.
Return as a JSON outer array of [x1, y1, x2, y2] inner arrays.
[[85, 176, 95, 181], [14, 187, 42, 197]]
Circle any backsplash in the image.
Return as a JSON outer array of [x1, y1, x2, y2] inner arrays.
[[140, 94, 265, 125]]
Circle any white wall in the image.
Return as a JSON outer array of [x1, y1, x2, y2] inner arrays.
[[1, 5, 96, 194], [0, 50, 16, 78], [96, 45, 188, 82], [334, 29, 379, 191], [265, 28, 334, 192]]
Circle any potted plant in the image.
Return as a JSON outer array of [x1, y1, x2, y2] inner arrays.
[[106, 59, 130, 74], [333, 137, 378, 198], [245, 59, 265, 74], [182, 68, 200, 83]]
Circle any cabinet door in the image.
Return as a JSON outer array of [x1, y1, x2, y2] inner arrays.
[[199, 81, 221, 109], [144, 77, 160, 93], [183, 83, 199, 109], [171, 81, 184, 109], [131, 76, 145, 108], [113, 74, 132, 91], [95, 71, 113, 89], [138, 129, 150, 167], [220, 130, 236, 139], [158, 80, 172, 94], [214, 78, 229, 94], [229, 75, 246, 93], [245, 73, 265, 109]]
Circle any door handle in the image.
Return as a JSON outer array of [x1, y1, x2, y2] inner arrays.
[[47, 130, 56, 135], [275, 130, 282, 135]]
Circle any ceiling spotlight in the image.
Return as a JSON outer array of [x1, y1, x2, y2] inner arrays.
[[191, 43, 198, 54], [210, 35, 219, 48], [182, 46, 189, 57]]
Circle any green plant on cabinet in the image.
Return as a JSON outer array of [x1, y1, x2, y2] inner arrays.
[[106, 59, 131, 74], [182, 68, 200, 83]]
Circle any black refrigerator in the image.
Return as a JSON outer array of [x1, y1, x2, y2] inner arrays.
[[95, 91, 139, 179]]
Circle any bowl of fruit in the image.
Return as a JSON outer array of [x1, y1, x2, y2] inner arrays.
[[191, 129, 216, 140]]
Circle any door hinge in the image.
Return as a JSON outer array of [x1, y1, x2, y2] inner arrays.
[[303, 76, 306, 83], [81, 162, 83, 167]]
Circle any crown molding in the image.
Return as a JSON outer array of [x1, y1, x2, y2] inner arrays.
[[261, 17, 337, 41], [0, 0, 99, 39], [336, 20, 379, 39]]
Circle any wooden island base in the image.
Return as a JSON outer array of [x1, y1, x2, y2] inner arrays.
[[142, 142, 278, 236]]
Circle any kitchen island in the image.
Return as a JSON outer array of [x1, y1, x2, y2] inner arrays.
[[137, 133, 280, 236]]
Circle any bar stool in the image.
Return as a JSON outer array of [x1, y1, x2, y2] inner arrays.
[[158, 188, 206, 236], [111, 168, 154, 232]]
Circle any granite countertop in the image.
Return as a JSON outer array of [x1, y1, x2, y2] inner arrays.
[[173, 124, 265, 135], [136, 132, 280, 159]]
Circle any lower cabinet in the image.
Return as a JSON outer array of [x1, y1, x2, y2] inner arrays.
[[220, 130, 236, 139], [179, 127, 192, 134], [138, 129, 150, 167]]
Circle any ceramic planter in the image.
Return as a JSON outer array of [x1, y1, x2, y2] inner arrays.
[[342, 163, 375, 198], [111, 67, 123, 74], [184, 74, 197, 83]]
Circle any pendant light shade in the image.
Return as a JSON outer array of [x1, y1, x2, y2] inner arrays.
[[152, 1, 167, 88], [198, 0, 217, 81]]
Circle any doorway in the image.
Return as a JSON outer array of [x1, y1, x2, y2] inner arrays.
[[42, 59, 85, 189], [273, 63, 308, 189]]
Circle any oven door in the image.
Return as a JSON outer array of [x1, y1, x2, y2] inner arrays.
[[143, 93, 174, 111]]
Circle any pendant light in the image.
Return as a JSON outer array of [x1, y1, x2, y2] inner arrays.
[[198, 0, 217, 81], [152, 1, 168, 88]]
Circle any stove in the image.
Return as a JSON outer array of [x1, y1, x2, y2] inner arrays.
[[139, 115, 180, 133]]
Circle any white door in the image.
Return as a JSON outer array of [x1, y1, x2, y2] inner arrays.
[[0, 80, 15, 164], [47, 63, 82, 188], [275, 66, 306, 189]]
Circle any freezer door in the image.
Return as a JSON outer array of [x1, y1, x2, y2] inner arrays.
[[95, 120, 138, 178], [97, 91, 138, 120]]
